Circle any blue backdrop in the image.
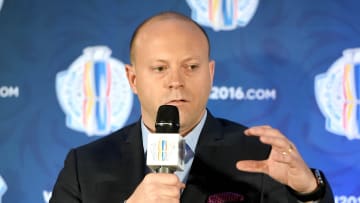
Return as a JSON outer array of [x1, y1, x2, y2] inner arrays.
[[0, 0, 360, 202]]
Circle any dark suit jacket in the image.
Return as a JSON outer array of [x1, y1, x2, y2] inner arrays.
[[50, 112, 334, 203]]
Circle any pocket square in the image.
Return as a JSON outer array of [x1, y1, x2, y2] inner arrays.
[[207, 192, 245, 203]]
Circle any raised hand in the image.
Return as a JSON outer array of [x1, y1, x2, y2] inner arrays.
[[236, 126, 317, 194]]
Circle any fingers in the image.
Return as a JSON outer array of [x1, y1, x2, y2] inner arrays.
[[236, 160, 268, 174], [244, 126, 298, 158], [239, 126, 316, 192], [272, 146, 295, 164], [127, 173, 184, 203], [146, 173, 185, 187], [144, 173, 185, 197], [244, 125, 284, 140]]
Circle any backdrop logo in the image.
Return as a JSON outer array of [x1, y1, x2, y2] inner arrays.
[[315, 48, 360, 140], [43, 190, 51, 203], [0, 175, 7, 203], [56, 46, 133, 136], [0, 86, 19, 98], [186, 0, 259, 31]]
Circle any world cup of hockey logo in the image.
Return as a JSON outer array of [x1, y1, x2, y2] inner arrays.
[[158, 139, 168, 161], [56, 46, 133, 136], [315, 48, 360, 140], [0, 176, 7, 203], [186, 0, 259, 31]]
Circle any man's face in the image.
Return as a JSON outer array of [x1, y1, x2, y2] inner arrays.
[[126, 19, 215, 135]]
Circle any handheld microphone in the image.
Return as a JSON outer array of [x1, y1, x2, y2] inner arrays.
[[146, 105, 185, 173]]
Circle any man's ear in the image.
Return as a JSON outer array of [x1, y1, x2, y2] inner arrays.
[[125, 64, 138, 94], [209, 60, 215, 85]]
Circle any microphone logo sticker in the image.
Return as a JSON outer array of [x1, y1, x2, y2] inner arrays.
[[159, 139, 168, 161], [149, 137, 177, 162], [315, 48, 360, 140], [0, 175, 7, 203], [56, 46, 133, 136], [186, 0, 259, 31]]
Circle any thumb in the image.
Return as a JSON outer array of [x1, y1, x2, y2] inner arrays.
[[236, 160, 268, 174]]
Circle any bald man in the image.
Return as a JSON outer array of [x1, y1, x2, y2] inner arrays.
[[50, 12, 334, 203]]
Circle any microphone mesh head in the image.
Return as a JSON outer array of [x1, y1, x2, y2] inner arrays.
[[155, 105, 180, 133]]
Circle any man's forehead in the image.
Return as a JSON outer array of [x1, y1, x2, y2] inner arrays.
[[130, 12, 211, 63], [138, 17, 196, 36], [143, 12, 194, 27]]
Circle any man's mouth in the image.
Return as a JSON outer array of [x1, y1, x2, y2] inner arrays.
[[166, 99, 187, 105]]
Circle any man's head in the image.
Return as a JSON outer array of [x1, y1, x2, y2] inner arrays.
[[126, 11, 215, 135], [129, 12, 211, 64]]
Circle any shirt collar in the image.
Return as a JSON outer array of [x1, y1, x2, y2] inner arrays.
[[141, 111, 208, 153]]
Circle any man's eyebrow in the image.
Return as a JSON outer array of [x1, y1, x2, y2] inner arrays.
[[151, 57, 201, 63], [182, 56, 201, 62], [152, 59, 168, 63]]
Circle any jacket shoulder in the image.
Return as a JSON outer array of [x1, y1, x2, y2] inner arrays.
[[76, 122, 138, 151]]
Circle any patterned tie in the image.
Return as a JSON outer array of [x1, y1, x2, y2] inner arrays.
[[184, 143, 194, 163]]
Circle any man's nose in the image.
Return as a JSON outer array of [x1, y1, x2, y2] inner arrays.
[[167, 68, 184, 89]]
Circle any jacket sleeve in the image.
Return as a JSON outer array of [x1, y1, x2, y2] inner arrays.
[[49, 149, 82, 203], [287, 169, 335, 203], [313, 170, 334, 203]]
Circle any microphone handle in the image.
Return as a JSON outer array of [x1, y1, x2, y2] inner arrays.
[[157, 166, 174, 173]]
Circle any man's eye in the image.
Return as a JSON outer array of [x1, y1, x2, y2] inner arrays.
[[188, 64, 199, 70], [153, 66, 166, 72]]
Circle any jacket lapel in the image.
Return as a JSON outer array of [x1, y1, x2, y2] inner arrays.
[[181, 112, 270, 203], [97, 120, 146, 201], [121, 120, 147, 193], [181, 112, 223, 202]]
